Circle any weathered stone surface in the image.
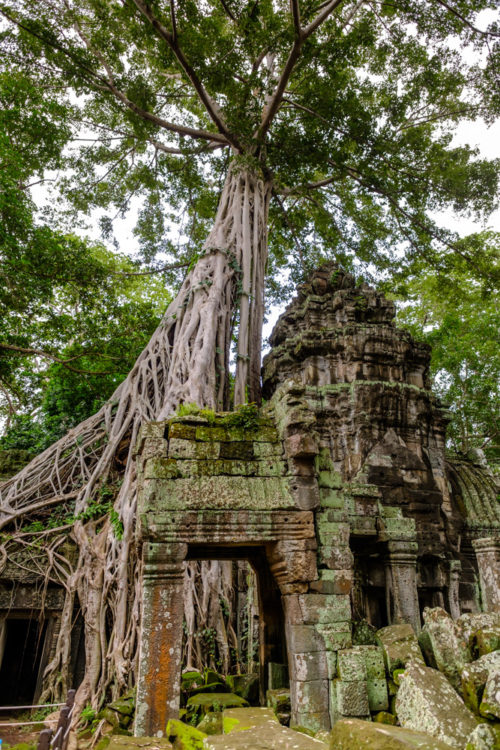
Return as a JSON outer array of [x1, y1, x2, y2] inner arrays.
[[266, 688, 291, 714], [480, 668, 500, 720], [290, 651, 328, 681], [420, 607, 470, 689], [204, 723, 327, 748], [286, 593, 351, 625], [331, 680, 370, 718], [222, 707, 278, 733], [166, 719, 206, 749], [107, 738, 173, 750], [376, 624, 424, 674], [226, 674, 259, 705], [396, 662, 477, 748], [186, 693, 249, 716], [338, 650, 367, 681], [465, 724, 499, 750], [461, 651, 500, 713], [196, 713, 223, 735], [366, 679, 389, 712], [328, 718, 455, 749]]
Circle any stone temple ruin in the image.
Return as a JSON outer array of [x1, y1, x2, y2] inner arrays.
[[0, 263, 499, 743]]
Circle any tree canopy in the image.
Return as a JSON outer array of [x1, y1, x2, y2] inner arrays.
[[394, 231, 500, 467], [1, 0, 499, 291]]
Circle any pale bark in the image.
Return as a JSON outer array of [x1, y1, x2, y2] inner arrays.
[[0, 160, 272, 716]]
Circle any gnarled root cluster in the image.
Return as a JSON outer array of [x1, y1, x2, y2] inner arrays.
[[0, 162, 271, 720]]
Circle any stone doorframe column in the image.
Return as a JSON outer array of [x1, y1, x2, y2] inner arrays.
[[447, 559, 462, 620], [472, 537, 500, 613], [384, 540, 420, 632], [135, 541, 187, 737]]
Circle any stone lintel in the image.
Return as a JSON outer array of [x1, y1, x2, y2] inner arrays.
[[138, 509, 315, 544]]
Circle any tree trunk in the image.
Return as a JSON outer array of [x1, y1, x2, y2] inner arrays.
[[0, 159, 272, 714]]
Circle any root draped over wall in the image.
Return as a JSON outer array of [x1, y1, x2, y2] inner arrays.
[[0, 161, 272, 714]]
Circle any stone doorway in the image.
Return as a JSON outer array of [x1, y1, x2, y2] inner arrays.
[[184, 545, 288, 706], [134, 534, 313, 737]]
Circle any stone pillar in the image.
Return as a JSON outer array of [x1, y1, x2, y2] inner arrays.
[[135, 541, 187, 737], [448, 559, 462, 620], [384, 541, 420, 632], [472, 537, 500, 613]]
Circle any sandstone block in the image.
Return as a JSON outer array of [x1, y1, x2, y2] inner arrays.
[[475, 627, 500, 657], [285, 433, 318, 458], [396, 662, 477, 748], [338, 650, 367, 681], [286, 594, 351, 625], [332, 680, 370, 718], [309, 569, 353, 595], [291, 651, 328, 681], [480, 669, 500, 720], [353, 645, 386, 679], [420, 606, 470, 689], [318, 545, 353, 570], [204, 723, 327, 749], [222, 707, 277, 733], [328, 717, 456, 749], [461, 651, 500, 713], [294, 679, 329, 713], [465, 724, 499, 750], [376, 624, 424, 674], [316, 623, 352, 651], [366, 679, 389, 712]]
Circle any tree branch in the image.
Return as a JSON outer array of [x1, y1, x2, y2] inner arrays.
[[256, 0, 348, 141], [0, 344, 116, 375], [130, 0, 242, 150], [279, 175, 337, 195], [111, 261, 190, 277], [431, 0, 500, 38], [302, 0, 345, 38]]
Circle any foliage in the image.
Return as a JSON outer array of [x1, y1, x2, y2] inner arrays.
[[393, 233, 500, 465], [0, 0, 498, 299], [0, 65, 172, 447], [223, 403, 260, 431]]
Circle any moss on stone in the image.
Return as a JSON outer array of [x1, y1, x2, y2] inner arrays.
[[166, 719, 207, 750]]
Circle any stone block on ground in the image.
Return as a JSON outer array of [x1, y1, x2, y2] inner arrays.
[[222, 707, 277, 734], [366, 678, 389, 712], [186, 693, 248, 722], [457, 613, 500, 653], [331, 679, 370, 719], [107, 738, 173, 750], [204, 724, 327, 749], [465, 724, 499, 750], [226, 673, 259, 704], [166, 719, 207, 750], [396, 662, 477, 749], [266, 688, 291, 714], [376, 624, 424, 674], [328, 717, 457, 749], [475, 628, 500, 657], [461, 651, 500, 713], [196, 712, 223, 735], [420, 607, 470, 689], [480, 669, 500, 720]]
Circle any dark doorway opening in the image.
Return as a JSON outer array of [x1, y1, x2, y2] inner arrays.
[[0, 617, 48, 705], [185, 545, 288, 704]]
